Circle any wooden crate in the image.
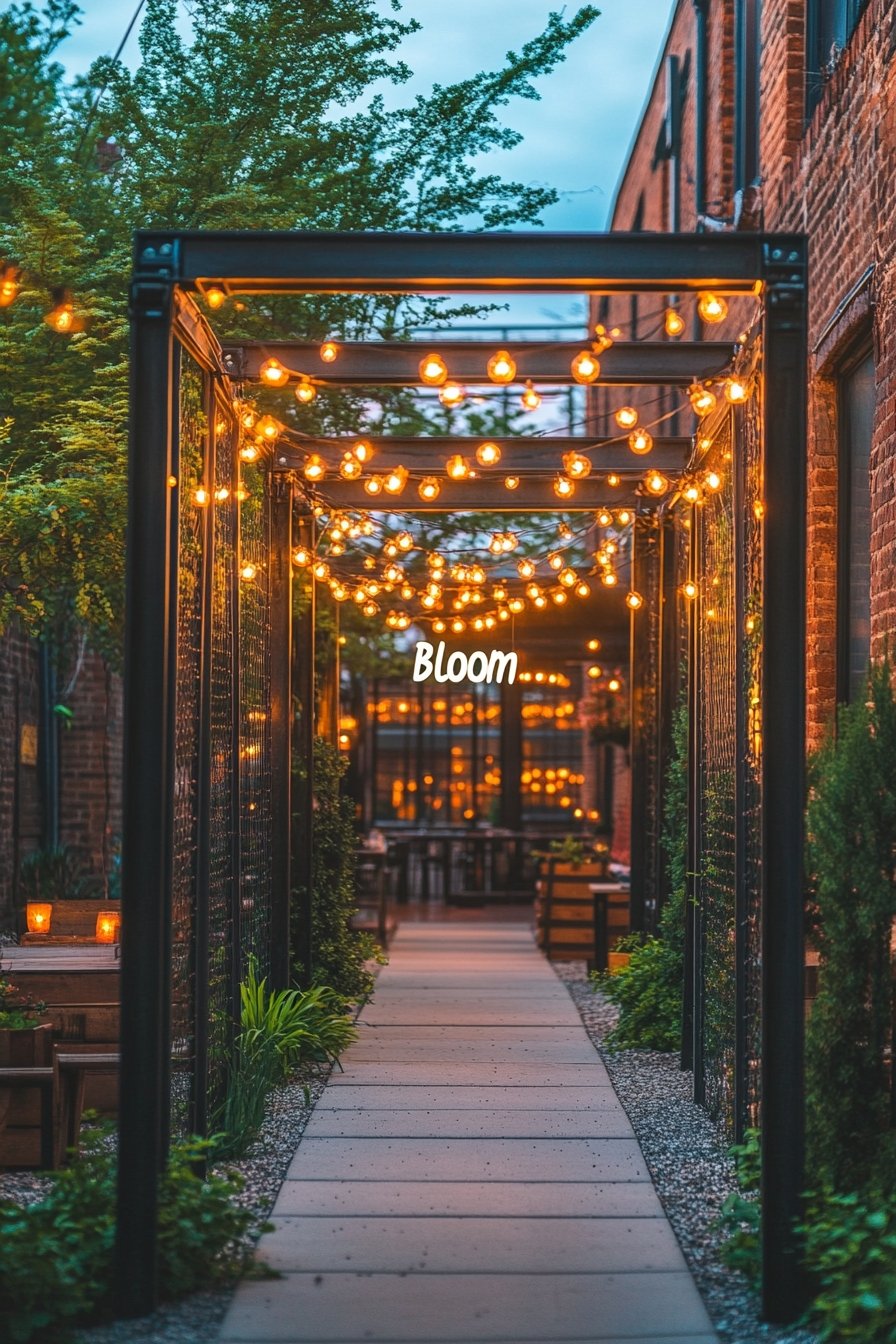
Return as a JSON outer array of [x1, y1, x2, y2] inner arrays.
[[0, 1023, 53, 1167]]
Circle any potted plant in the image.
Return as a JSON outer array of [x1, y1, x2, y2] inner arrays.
[[0, 967, 50, 1064]]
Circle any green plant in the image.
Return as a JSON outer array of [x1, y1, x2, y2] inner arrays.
[[717, 1127, 761, 1284], [0, 1131, 260, 1343], [17, 844, 87, 903], [240, 958, 358, 1080], [802, 1189, 896, 1342], [294, 736, 385, 1000], [548, 835, 588, 867], [805, 658, 896, 1192], [591, 702, 687, 1052], [0, 965, 46, 1029]]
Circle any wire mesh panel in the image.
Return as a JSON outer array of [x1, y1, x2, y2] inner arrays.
[[238, 453, 273, 979], [170, 352, 205, 1136], [630, 514, 663, 928]]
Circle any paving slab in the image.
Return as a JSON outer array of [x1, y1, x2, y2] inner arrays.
[[259, 1215, 688, 1274], [273, 1180, 668, 1218], [219, 1271, 716, 1341], [220, 921, 716, 1343], [307, 1108, 635, 1139]]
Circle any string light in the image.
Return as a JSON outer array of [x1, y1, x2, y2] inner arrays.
[[587, 664, 602, 679], [320, 339, 339, 362], [724, 375, 751, 403], [364, 475, 384, 495], [476, 440, 502, 466], [558, 567, 578, 588], [419, 477, 441, 501], [704, 469, 723, 492], [419, 352, 448, 386], [521, 381, 542, 411], [682, 480, 702, 503], [260, 357, 289, 386], [682, 580, 699, 599], [295, 378, 316, 404], [240, 443, 260, 462], [312, 560, 330, 581], [587, 638, 601, 651], [304, 454, 326, 481], [339, 455, 362, 479], [0, 265, 20, 307], [193, 486, 210, 507], [258, 415, 280, 442], [626, 590, 644, 611], [240, 562, 257, 581], [553, 475, 575, 499], [383, 466, 408, 495], [214, 485, 230, 503], [504, 475, 520, 491], [551, 588, 568, 605], [487, 349, 516, 383], [439, 380, 465, 407], [205, 287, 226, 309], [615, 406, 638, 429], [548, 552, 563, 571], [239, 407, 257, 431], [628, 429, 653, 455], [601, 571, 618, 587], [608, 677, 622, 692], [645, 471, 669, 495], [617, 509, 633, 525], [363, 600, 379, 617], [292, 547, 311, 566], [396, 530, 414, 551], [45, 289, 77, 333], [689, 383, 717, 417], [446, 454, 472, 480], [571, 349, 600, 384], [664, 306, 686, 337], [562, 451, 592, 479], [518, 558, 536, 580], [697, 292, 728, 323], [575, 580, 591, 597], [597, 509, 613, 527], [607, 473, 620, 487]]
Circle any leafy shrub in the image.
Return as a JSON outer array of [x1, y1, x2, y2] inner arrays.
[[294, 736, 385, 1000], [717, 1127, 761, 1284], [591, 702, 687, 1052], [0, 964, 46, 1028], [802, 1189, 896, 1342], [805, 658, 896, 1191], [0, 1133, 258, 1343]]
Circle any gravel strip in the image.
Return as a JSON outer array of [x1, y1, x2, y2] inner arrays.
[[552, 960, 817, 1344]]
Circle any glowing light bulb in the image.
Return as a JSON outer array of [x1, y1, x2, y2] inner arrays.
[[615, 406, 638, 429], [683, 580, 699, 600], [665, 306, 686, 337], [362, 600, 379, 617], [617, 509, 632, 525], [46, 294, 76, 332], [697, 292, 728, 323], [313, 561, 330, 581], [575, 580, 591, 598], [295, 378, 316, 404], [320, 340, 339, 362], [645, 471, 669, 495], [396, 530, 414, 551], [235, 484, 249, 502], [364, 475, 384, 496], [292, 547, 311, 566], [551, 588, 568, 605], [608, 677, 621, 692], [628, 428, 653, 455], [240, 442, 260, 462], [258, 415, 279, 441], [205, 287, 225, 310], [476, 440, 502, 467], [304, 454, 326, 481], [446, 454, 471, 480], [518, 558, 536, 580], [419, 352, 448, 386], [451, 617, 466, 633], [526, 582, 542, 599], [597, 509, 613, 527], [260, 357, 289, 386], [571, 349, 600, 384], [193, 486, 210, 507], [240, 562, 257, 581], [487, 349, 516, 384], [240, 408, 257, 430], [626, 590, 644, 611], [433, 618, 447, 633], [553, 475, 575, 499], [350, 440, 373, 463], [521, 381, 542, 411], [439, 380, 465, 407], [683, 480, 702, 503], [504, 475, 520, 491], [548, 552, 563, 571], [508, 597, 525, 614], [724, 376, 750, 404], [214, 485, 230, 503], [704, 470, 723, 492], [607, 473, 620, 488], [562, 451, 592, 479], [558, 567, 577, 588], [489, 533, 504, 555], [0, 265, 20, 307], [383, 465, 408, 495], [689, 384, 717, 417], [340, 455, 362, 479]]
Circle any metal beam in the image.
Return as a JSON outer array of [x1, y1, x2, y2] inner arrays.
[[133, 229, 798, 293], [298, 478, 645, 511], [273, 437, 689, 476], [269, 477, 293, 991], [224, 341, 731, 386]]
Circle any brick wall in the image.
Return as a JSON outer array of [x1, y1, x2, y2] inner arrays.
[[604, 0, 896, 746], [0, 626, 121, 925]]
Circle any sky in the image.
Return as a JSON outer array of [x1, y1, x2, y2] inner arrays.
[[57, 0, 673, 339]]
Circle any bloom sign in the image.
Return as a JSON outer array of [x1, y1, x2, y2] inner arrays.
[[411, 641, 518, 684]]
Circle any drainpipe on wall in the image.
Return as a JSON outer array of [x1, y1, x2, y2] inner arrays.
[[37, 641, 60, 851], [693, 0, 709, 226]]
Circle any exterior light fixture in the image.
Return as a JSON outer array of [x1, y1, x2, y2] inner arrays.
[[697, 292, 728, 323], [476, 440, 502, 466], [521, 381, 542, 410], [419, 352, 448, 386], [487, 349, 516, 383], [259, 357, 289, 386], [571, 349, 600, 384], [628, 429, 653, 455], [664, 306, 686, 337], [615, 405, 638, 429]]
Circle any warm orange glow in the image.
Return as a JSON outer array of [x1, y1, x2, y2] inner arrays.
[[664, 306, 686, 337], [553, 475, 575, 499], [294, 377, 317, 404], [320, 340, 339, 362], [419, 352, 448, 386], [521, 381, 542, 411], [205, 287, 226, 310], [487, 349, 516, 384], [697, 292, 728, 323], [446, 454, 471, 480], [571, 349, 600, 384], [95, 911, 121, 943], [260, 357, 289, 386], [614, 405, 638, 429], [304, 454, 326, 481], [628, 429, 653, 455], [504, 475, 520, 491], [476, 441, 502, 467], [339, 455, 362, 479], [418, 477, 441, 501], [562, 451, 591, 479], [439, 380, 465, 407], [645, 471, 669, 495], [26, 903, 52, 934]]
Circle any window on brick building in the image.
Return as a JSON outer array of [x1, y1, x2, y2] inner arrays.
[[807, 0, 871, 112], [837, 347, 874, 701]]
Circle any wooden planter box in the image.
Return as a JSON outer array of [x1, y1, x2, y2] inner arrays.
[[0, 1022, 53, 1168], [536, 859, 611, 961]]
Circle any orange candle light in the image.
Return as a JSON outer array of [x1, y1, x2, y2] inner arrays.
[[95, 911, 121, 944], [26, 903, 52, 934]]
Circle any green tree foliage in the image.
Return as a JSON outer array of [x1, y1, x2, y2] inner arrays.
[[0, 0, 599, 658], [805, 658, 896, 1192]]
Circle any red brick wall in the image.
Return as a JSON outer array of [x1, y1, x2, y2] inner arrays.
[[603, 0, 896, 746], [0, 626, 121, 925]]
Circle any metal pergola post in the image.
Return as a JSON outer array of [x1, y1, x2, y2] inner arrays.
[[116, 261, 176, 1317], [293, 509, 316, 986], [269, 477, 294, 990], [759, 240, 808, 1323]]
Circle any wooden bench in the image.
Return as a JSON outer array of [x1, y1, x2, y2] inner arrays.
[[0, 1067, 55, 1169], [54, 1052, 120, 1168]]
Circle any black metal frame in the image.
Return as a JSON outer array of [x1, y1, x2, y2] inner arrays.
[[120, 229, 808, 1325]]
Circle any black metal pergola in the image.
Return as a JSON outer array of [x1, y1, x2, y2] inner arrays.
[[120, 230, 807, 1322]]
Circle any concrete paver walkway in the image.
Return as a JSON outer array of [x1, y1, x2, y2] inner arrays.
[[220, 923, 718, 1343]]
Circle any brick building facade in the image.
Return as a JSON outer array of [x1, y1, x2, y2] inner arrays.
[[596, 0, 896, 744], [0, 626, 122, 924]]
